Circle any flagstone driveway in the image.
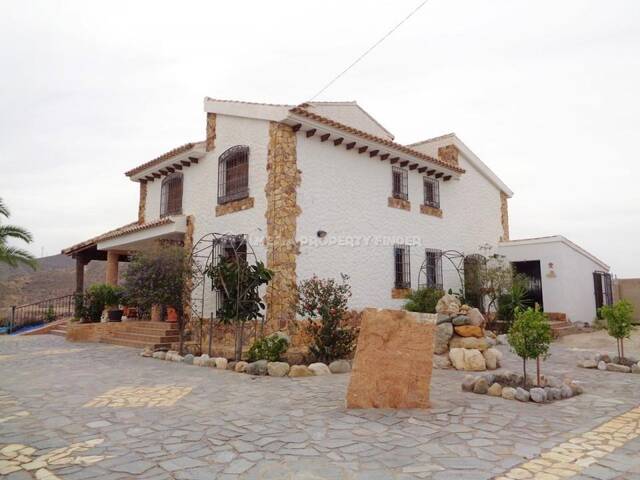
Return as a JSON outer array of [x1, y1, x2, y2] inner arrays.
[[1, 334, 639, 480]]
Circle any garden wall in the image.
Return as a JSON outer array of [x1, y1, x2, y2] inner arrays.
[[614, 278, 640, 324], [66, 322, 119, 342]]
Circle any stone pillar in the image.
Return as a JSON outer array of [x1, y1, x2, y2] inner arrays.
[[75, 256, 86, 293], [500, 191, 510, 241], [438, 144, 459, 166], [206, 113, 216, 152], [264, 122, 300, 332], [105, 251, 119, 286], [138, 180, 147, 224]]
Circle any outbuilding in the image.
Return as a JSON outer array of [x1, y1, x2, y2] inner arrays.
[[498, 235, 612, 325]]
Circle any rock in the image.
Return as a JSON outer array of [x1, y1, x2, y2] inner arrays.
[[308, 362, 331, 375], [569, 381, 584, 396], [613, 356, 638, 367], [227, 361, 237, 371], [560, 384, 573, 399], [449, 336, 489, 351], [452, 315, 471, 326], [434, 322, 454, 354], [502, 387, 517, 400], [205, 358, 217, 368], [141, 348, 153, 357], [515, 387, 530, 402], [433, 354, 452, 369], [246, 360, 268, 376], [494, 370, 522, 387], [483, 348, 503, 370], [346, 308, 435, 409], [234, 361, 248, 373], [449, 348, 466, 370], [435, 294, 461, 315], [597, 361, 607, 370], [267, 362, 290, 377], [596, 353, 611, 363], [165, 350, 178, 361], [436, 313, 453, 325], [183, 354, 194, 365], [193, 356, 204, 366], [578, 359, 598, 369], [485, 330, 496, 339], [467, 308, 485, 327], [289, 365, 314, 377], [481, 373, 496, 385], [454, 325, 484, 338], [459, 304, 470, 314], [461, 375, 477, 392], [548, 387, 562, 401], [545, 376, 563, 388], [530, 387, 547, 403], [632, 363, 640, 374], [329, 360, 351, 374], [152, 351, 166, 360], [496, 334, 508, 346], [487, 383, 503, 397], [215, 357, 228, 370], [485, 337, 497, 347], [606, 363, 631, 373], [463, 349, 486, 371], [473, 377, 489, 394]]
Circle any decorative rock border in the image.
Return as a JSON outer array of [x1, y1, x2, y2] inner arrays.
[[142, 348, 351, 378], [578, 352, 640, 374], [461, 371, 584, 403]]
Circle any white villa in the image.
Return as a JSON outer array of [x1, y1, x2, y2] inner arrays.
[[62, 98, 609, 330]]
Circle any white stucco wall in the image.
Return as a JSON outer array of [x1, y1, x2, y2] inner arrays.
[[498, 239, 609, 324], [143, 114, 270, 317], [295, 134, 505, 311]]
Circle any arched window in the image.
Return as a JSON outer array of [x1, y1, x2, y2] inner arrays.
[[218, 145, 249, 204], [160, 173, 183, 217]]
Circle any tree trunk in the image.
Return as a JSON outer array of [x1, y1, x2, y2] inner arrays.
[[621, 338, 625, 361], [236, 321, 245, 361], [522, 358, 527, 388], [536, 356, 541, 386]]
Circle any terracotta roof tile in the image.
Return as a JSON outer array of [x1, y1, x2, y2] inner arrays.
[[289, 107, 465, 174], [125, 142, 204, 178]]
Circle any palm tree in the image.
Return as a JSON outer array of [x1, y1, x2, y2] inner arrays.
[[0, 197, 37, 269]]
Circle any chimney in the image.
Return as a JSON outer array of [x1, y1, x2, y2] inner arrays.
[[437, 144, 458, 166]]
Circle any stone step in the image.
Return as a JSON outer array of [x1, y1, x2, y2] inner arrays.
[[120, 326, 179, 336], [49, 329, 67, 336], [120, 322, 179, 333], [109, 331, 179, 343], [101, 337, 171, 350]]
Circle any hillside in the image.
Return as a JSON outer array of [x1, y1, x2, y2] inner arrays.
[[0, 254, 115, 310]]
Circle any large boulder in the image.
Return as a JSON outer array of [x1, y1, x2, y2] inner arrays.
[[435, 294, 461, 316], [289, 365, 314, 377], [449, 348, 466, 370], [454, 325, 484, 338], [483, 348, 503, 370], [309, 362, 331, 376], [463, 349, 486, 371], [449, 336, 489, 351], [467, 308, 485, 327], [329, 360, 351, 374], [346, 308, 435, 409], [434, 322, 454, 354], [235, 361, 248, 373], [267, 362, 290, 377], [246, 360, 268, 376]]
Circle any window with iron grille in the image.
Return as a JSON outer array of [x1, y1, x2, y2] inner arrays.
[[394, 244, 411, 289], [392, 166, 408, 200], [218, 145, 249, 204], [423, 177, 440, 208], [425, 249, 443, 289], [160, 173, 183, 217]]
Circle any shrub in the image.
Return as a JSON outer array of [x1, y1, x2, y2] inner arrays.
[[246, 333, 289, 362], [497, 275, 529, 322], [404, 288, 445, 313], [45, 305, 56, 323], [508, 306, 552, 386], [84, 284, 124, 322], [297, 275, 357, 363], [600, 300, 634, 360]]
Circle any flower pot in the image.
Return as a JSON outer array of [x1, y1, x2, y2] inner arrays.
[[166, 307, 178, 323], [108, 309, 124, 322]]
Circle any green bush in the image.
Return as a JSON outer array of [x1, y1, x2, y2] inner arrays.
[[84, 284, 124, 322], [246, 333, 289, 362], [404, 288, 445, 313], [497, 277, 529, 322], [600, 300, 634, 360], [508, 306, 552, 386]]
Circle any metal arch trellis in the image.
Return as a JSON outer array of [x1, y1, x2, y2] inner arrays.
[[189, 232, 259, 356], [418, 249, 466, 292]]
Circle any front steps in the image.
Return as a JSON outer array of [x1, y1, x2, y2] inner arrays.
[[546, 312, 581, 338], [100, 321, 179, 350]]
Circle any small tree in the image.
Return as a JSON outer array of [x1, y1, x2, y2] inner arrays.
[[508, 306, 552, 387], [600, 300, 634, 360], [297, 274, 357, 363], [404, 287, 445, 313], [206, 256, 273, 361], [123, 246, 192, 353], [479, 254, 516, 314]]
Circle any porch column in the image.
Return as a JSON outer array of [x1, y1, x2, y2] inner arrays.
[[106, 251, 119, 286], [75, 256, 87, 293]]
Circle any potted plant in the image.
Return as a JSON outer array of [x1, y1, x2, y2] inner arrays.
[[83, 284, 124, 323]]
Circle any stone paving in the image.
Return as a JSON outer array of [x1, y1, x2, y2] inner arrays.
[[0, 335, 639, 479]]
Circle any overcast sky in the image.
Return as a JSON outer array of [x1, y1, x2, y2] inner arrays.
[[1, 0, 638, 276]]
